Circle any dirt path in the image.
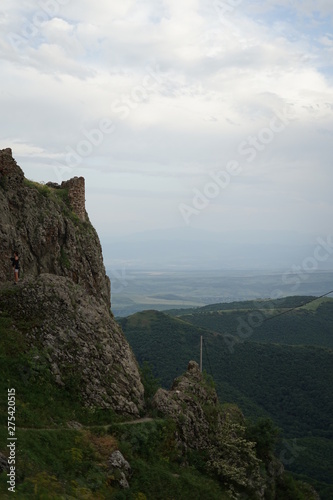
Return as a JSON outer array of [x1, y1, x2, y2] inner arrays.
[[117, 417, 154, 426], [14, 417, 155, 432]]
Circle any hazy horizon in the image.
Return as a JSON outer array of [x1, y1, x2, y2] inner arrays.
[[102, 226, 333, 271], [107, 266, 333, 316]]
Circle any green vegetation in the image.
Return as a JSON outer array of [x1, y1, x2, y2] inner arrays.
[[139, 361, 160, 411], [0, 291, 229, 499], [23, 179, 79, 223], [23, 178, 51, 197], [0, 428, 111, 498], [168, 296, 333, 348], [53, 188, 70, 205], [208, 413, 264, 499], [0, 313, 119, 429], [119, 296, 333, 499], [23, 179, 68, 204], [1, 286, 319, 499], [111, 420, 229, 500], [60, 247, 70, 270], [246, 418, 281, 460], [0, 420, 231, 499]]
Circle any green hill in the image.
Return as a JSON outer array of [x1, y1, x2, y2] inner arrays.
[[119, 296, 333, 499], [167, 296, 333, 348], [1, 285, 326, 499], [120, 308, 333, 437], [1, 293, 313, 500]]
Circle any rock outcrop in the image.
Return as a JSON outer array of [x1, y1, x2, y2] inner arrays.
[[108, 450, 132, 489], [0, 148, 144, 416], [0, 148, 109, 305], [153, 360, 220, 452], [0, 274, 144, 415], [152, 361, 295, 500]]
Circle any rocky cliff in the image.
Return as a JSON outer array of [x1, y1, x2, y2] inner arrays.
[[0, 148, 109, 305], [0, 148, 144, 416]]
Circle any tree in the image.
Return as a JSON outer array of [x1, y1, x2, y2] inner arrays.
[[208, 413, 265, 499], [140, 361, 160, 410], [246, 418, 280, 460]]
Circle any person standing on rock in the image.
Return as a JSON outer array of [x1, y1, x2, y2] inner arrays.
[[11, 251, 20, 284]]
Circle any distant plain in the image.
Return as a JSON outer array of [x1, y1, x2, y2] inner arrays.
[[109, 269, 333, 317]]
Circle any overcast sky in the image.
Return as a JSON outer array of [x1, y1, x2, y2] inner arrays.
[[1, 1, 333, 253]]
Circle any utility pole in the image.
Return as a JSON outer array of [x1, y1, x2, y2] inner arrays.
[[200, 335, 203, 372]]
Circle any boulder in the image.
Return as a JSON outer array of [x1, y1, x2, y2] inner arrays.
[[108, 450, 131, 489]]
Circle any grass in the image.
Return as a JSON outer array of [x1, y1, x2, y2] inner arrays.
[[300, 297, 333, 312], [0, 313, 123, 429], [0, 289, 230, 499], [23, 179, 52, 197], [1, 284, 325, 499], [22, 178, 92, 232], [0, 428, 114, 499], [0, 296, 230, 499], [0, 410, 230, 499], [23, 178, 74, 216]]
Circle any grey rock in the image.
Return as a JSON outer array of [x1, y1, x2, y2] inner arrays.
[[153, 361, 218, 452], [0, 149, 145, 417], [66, 421, 84, 430], [108, 450, 131, 489], [0, 274, 144, 416], [0, 149, 110, 306]]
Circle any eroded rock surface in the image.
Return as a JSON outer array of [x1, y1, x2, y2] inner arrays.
[[0, 148, 109, 305], [0, 149, 144, 416]]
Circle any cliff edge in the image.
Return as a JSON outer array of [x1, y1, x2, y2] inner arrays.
[[0, 148, 109, 305], [0, 148, 144, 416]]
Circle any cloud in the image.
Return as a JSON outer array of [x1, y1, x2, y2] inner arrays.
[[1, 0, 332, 243]]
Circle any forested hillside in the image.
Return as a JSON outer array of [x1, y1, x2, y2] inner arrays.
[[119, 296, 333, 499], [167, 296, 333, 348]]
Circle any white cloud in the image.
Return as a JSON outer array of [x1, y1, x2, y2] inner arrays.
[[1, 0, 332, 245]]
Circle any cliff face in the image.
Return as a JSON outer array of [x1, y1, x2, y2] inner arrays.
[[0, 274, 144, 415], [0, 148, 109, 305], [0, 148, 144, 416]]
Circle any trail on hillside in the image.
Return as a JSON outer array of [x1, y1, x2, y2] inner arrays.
[[12, 417, 155, 432]]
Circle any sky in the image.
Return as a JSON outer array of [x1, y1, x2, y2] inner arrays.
[[1, 0, 333, 269]]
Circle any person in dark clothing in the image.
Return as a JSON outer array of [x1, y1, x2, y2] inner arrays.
[[11, 251, 20, 284]]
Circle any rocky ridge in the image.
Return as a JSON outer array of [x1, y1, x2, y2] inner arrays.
[[0, 148, 109, 305], [0, 148, 144, 416]]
